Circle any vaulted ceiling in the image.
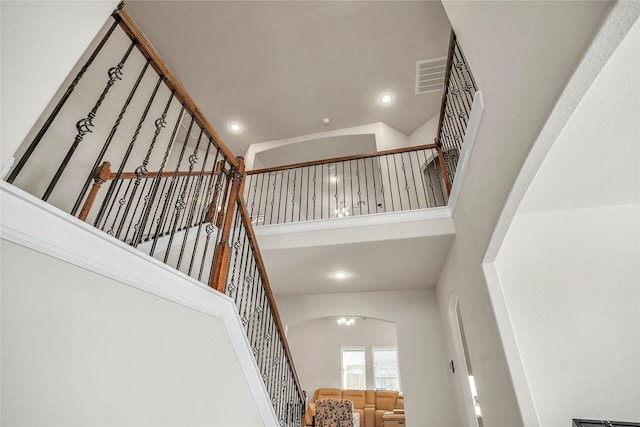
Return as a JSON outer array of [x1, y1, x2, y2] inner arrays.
[[126, 1, 452, 159]]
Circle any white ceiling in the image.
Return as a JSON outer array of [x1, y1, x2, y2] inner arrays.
[[261, 233, 454, 296], [125, 1, 452, 158], [255, 134, 377, 169]]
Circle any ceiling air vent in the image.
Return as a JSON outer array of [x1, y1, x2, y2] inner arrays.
[[415, 57, 447, 95]]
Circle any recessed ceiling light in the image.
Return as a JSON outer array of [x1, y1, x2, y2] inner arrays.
[[332, 272, 349, 279], [380, 93, 394, 104], [229, 122, 242, 133]]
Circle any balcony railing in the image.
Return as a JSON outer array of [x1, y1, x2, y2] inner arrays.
[[4, 5, 303, 426], [246, 144, 448, 226], [435, 30, 478, 191]]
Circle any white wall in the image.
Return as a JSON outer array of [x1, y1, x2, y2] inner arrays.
[[491, 13, 640, 426], [1, 0, 119, 174], [287, 317, 397, 395], [277, 289, 460, 427], [409, 114, 439, 147], [1, 240, 263, 426], [244, 122, 409, 170], [436, 1, 615, 426], [495, 204, 640, 425]]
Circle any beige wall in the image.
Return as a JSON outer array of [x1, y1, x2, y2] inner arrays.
[[1, 0, 119, 174], [1, 240, 263, 426], [437, 1, 613, 425], [277, 289, 460, 427], [287, 317, 397, 394], [493, 14, 640, 426]]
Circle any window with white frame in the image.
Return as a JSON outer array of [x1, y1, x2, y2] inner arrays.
[[372, 346, 401, 391], [341, 347, 366, 390]]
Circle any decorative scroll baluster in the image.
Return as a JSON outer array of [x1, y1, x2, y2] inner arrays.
[[72, 59, 152, 216], [133, 104, 185, 247], [115, 92, 175, 239], [95, 75, 164, 229], [7, 19, 120, 184], [43, 41, 137, 202]]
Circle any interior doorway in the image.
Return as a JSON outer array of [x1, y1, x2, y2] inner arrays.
[[448, 294, 483, 426]]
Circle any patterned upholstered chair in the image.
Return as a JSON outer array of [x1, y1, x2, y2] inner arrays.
[[315, 398, 355, 427]]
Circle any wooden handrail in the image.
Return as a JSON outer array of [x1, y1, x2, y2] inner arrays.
[[113, 7, 239, 170], [109, 167, 230, 181], [109, 170, 199, 181], [247, 143, 439, 175], [434, 29, 457, 195], [435, 29, 456, 149], [235, 193, 305, 404]]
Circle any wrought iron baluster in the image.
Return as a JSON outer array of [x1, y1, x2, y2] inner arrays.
[[248, 174, 257, 219], [198, 177, 229, 282], [399, 152, 411, 210], [234, 231, 251, 314], [187, 151, 217, 277], [349, 160, 354, 217], [312, 165, 317, 220], [415, 150, 430, 208], [115, 91, 175, 238], [256, 171, 266, 226], [268, 172, 276, 225], [364, 157, 386, 213], [100, 178, 124, 232], [106, 179, 134, 236], [320, 164, 324, 220], [283, 169, 291, 224], [342, 161, 347, 216], [256, 292, 269, 373], [72, 59, 152, 216], [305, 166, 310, 222], [133, 104, 185, 247], [7, 19, 120, 184], [355, 159, 364, 215], [145, 175, 169, 241], [390, 154, 402, 211], [123, 177, 151, 242], [43, 41, 137, 202], [94, 75, 164, 228], [176, 128, 209, 270], [332, 163, 337, 219], [158, 116, 194, 257], [247, 266, 261, 350]]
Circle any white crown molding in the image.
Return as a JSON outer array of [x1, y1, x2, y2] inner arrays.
[[0, 181, 279, 426]]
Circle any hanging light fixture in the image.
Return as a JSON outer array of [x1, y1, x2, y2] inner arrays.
[[337, 317, 356, 326]]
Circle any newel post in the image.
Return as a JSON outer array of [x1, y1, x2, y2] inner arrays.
[[209, 157, 245, 293], [434, 138, 452, 196], [78, 161, 111, 221]]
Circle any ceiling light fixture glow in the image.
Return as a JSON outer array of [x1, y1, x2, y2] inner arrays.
[[380, 93, 394, 104], [229, 122, 242, 133], [332, 272, 349, 279], [337, 317, 355, 326]]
